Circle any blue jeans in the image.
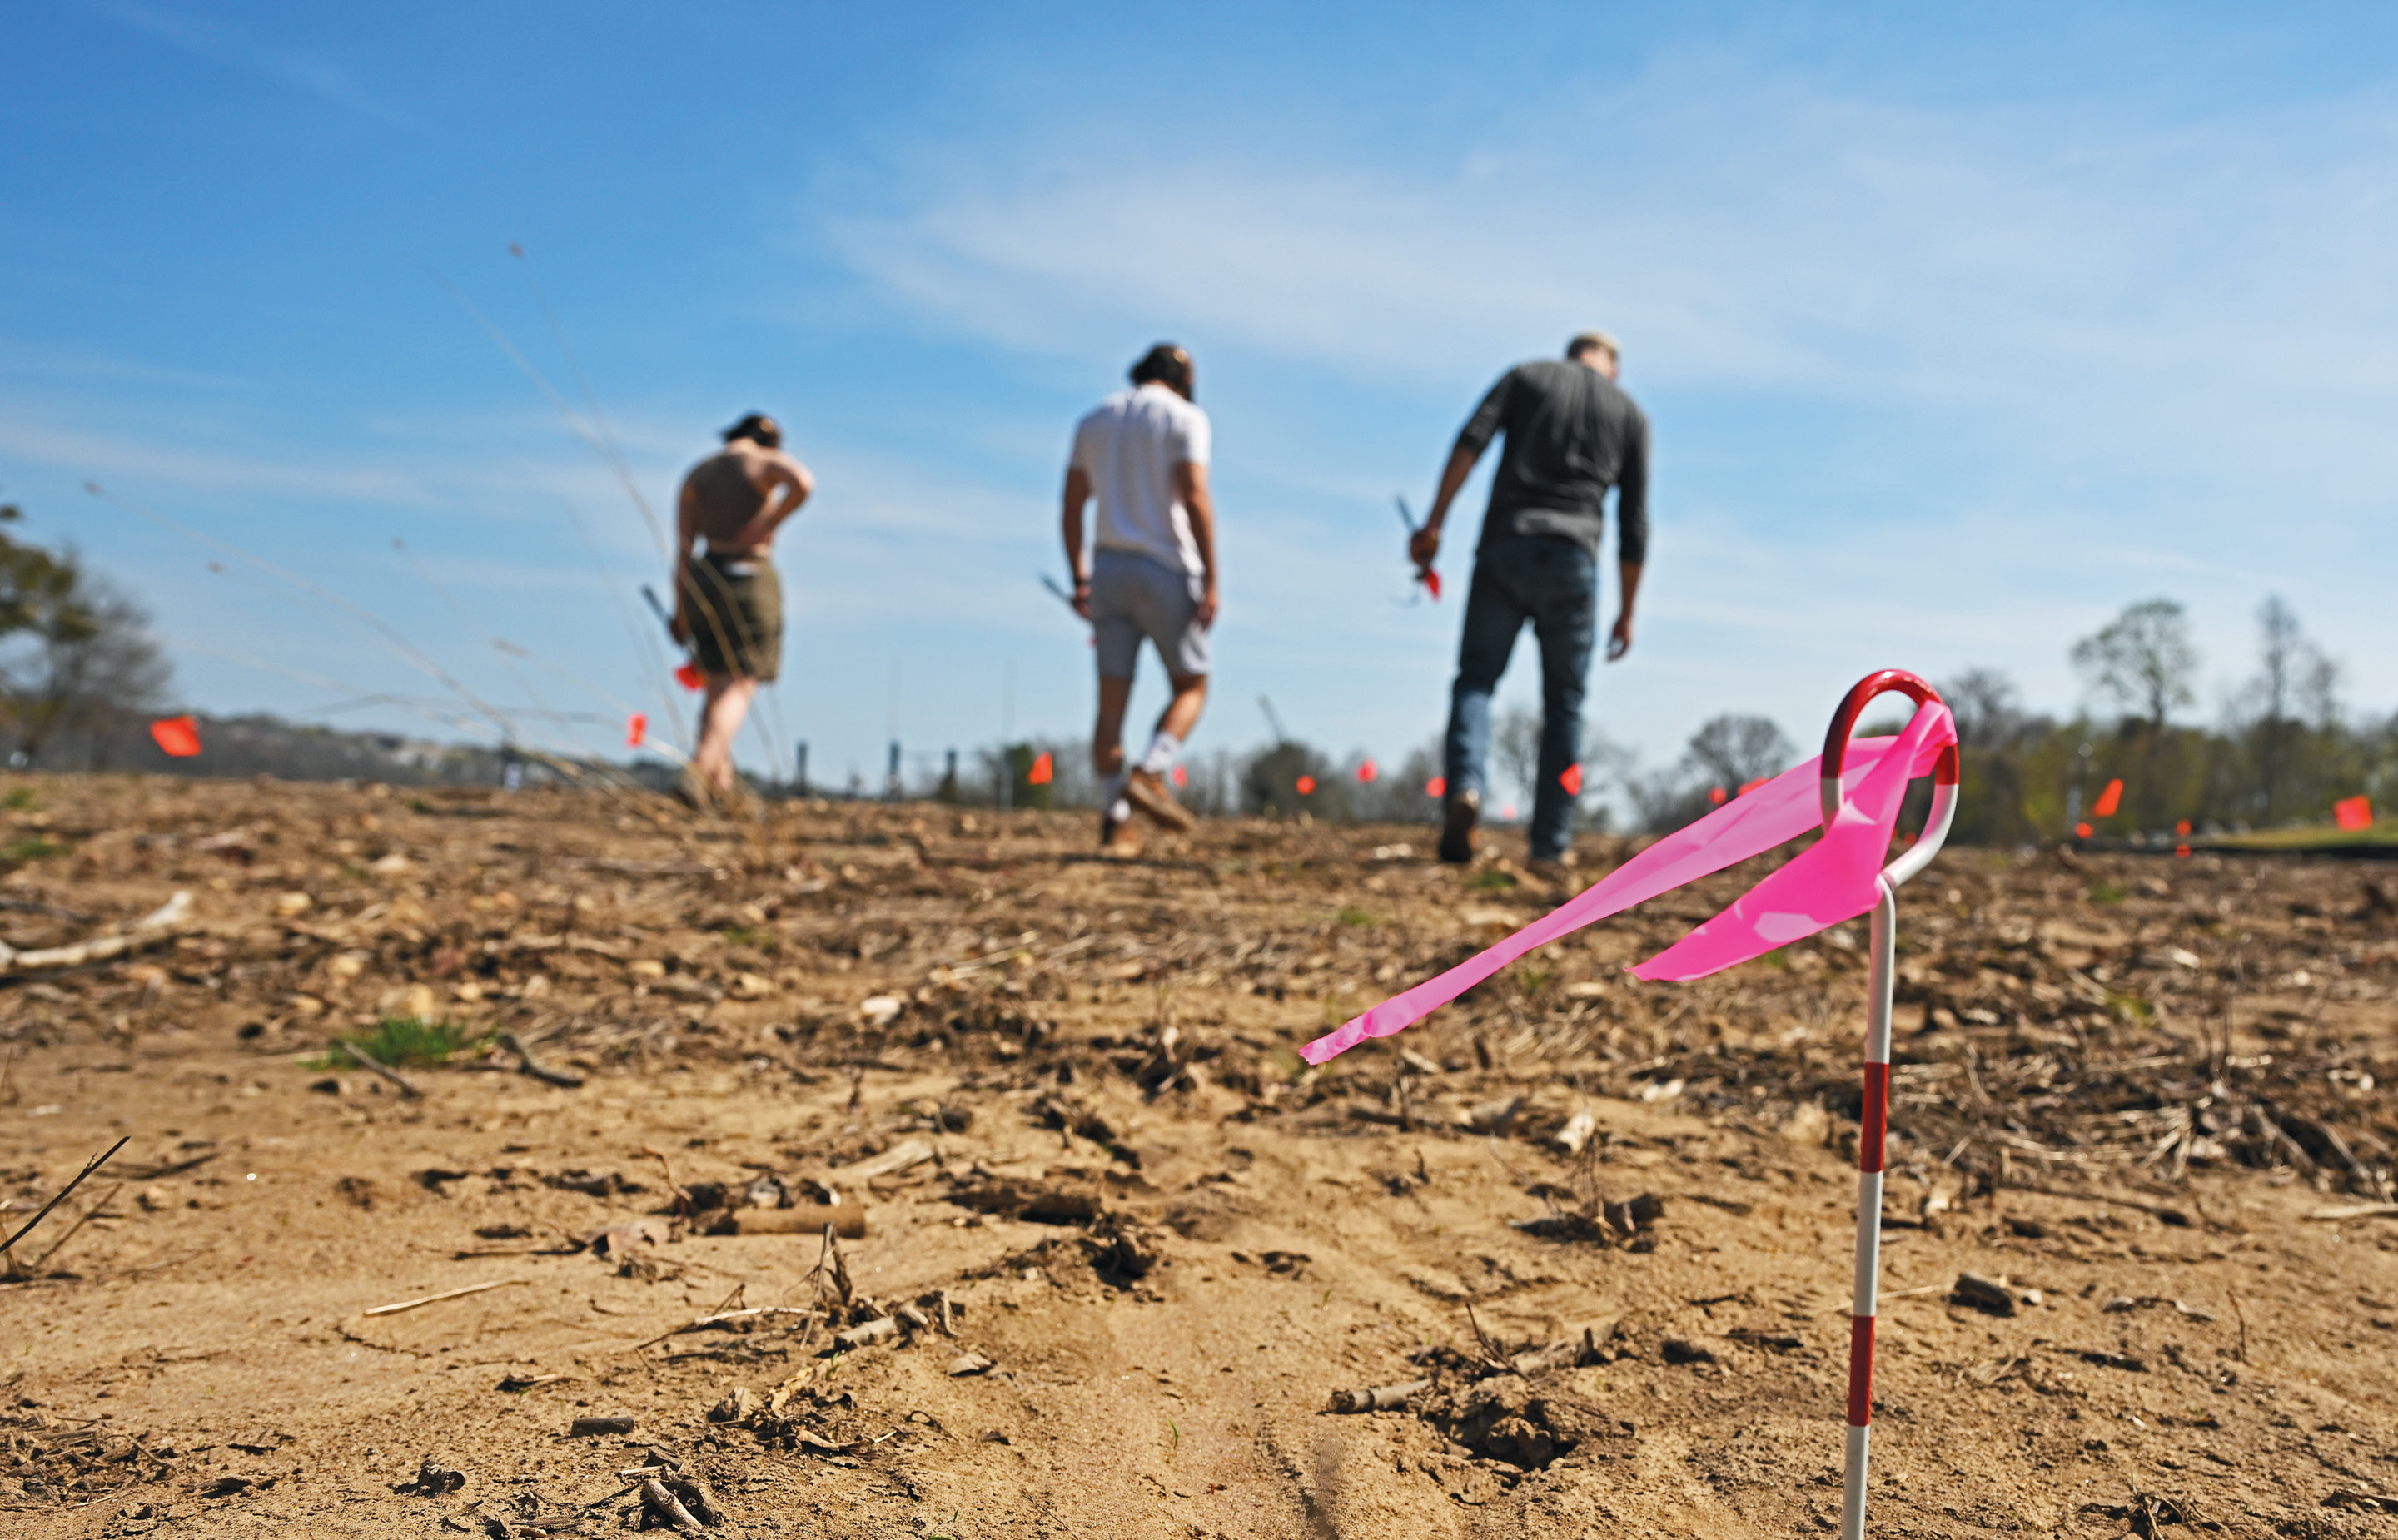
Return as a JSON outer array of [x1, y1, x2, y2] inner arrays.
[[1443, 534, 1597, 860]]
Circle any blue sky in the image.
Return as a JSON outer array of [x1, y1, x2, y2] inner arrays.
[[6, 2, 2398, 799]]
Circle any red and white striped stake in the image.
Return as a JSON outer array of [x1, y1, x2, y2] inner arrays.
[[1818, 671, 1960, 1540]]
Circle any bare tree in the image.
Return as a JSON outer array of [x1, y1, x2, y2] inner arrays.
[[7, 565, 171, 765], [1942, 667, 2022, 750], [1685, 713, 1794, 790], [2243, 595, 2341, 821], [2070, 598, 2197, 728], [1492, 706, 1542, 811]]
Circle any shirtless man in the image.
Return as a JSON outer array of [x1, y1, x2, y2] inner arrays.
[[671, 412, 813, 804]]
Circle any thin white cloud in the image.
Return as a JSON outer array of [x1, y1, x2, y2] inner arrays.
[[0, 414, 433, 503], [84, 1, 409, 127]]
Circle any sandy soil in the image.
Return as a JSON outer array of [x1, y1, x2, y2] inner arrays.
[[1, 776, 2393, 1538]]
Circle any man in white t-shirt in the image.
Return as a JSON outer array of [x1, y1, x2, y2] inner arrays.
[[1061, 343, 1220, 857]]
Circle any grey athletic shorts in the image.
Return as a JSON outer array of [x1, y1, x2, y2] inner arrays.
[[1090, 549, 1210, 679]]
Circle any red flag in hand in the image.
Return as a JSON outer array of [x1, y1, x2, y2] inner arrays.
[[150, 716, 201, 758], [1420, 568, 1441, 600], [674, 663, 704, 691]]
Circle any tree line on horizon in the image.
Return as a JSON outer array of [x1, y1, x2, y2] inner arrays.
[[4, 495, 2389, 842]]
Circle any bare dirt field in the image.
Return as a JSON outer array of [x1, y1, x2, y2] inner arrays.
[[1, 774, 2394, 1538]]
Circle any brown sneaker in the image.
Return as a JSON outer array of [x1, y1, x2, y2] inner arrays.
[[1099, 811, 1143, 859], [1438, 787, 1480, 863], [1122, 767, 1197, 831]]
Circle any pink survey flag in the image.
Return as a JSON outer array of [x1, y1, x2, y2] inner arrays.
[[1301, 702, 1958, 1065]]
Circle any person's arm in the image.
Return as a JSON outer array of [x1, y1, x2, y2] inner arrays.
[[1061, 465, 1092, 619], [1608, 410, 1650, 661], [727, 455, 813, 548], [1410, 370, 1511, 569], [669, 475, 699, 643], [1174, 461, 1218, 628]]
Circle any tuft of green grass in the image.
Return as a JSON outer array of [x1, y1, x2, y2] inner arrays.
[[0, 787, 39, 811], [1470, 867, 1517, 892], [0, 837, 64, 864], [2087, 879, 2127, 906], [1335, 906, 1376, 928], [2106, 991, 2156, 1025], [720, 926, 766, 946], [1515, 966, 1554, 996], [309, 1016, 491, 1070]]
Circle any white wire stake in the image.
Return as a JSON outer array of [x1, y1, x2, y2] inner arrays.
[[1818, 670, 1959, 1540]]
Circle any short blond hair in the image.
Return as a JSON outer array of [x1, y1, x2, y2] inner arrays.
[[1566, 330, 1619, 364]]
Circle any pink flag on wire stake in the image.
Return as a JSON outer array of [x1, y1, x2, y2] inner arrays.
[[1300, 702, 1958, 1065]]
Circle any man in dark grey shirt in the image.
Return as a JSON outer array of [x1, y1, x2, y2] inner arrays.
[[1409, 331, 1649, 867]]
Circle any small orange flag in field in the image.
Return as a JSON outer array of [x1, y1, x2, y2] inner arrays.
[[625, 713, 647, 748], [2092, 778, 2123, 817], [1707, 786, 1728, 806], [1425, 776, 1445, 798], [1738, 776, 1770, 797], [150, 716, 201, 758], [2075, 821, 2093, 838], [2335, 795, 2372, 831], [1296, 775, 1316, 796], [674, 663, 704, 691], [1027, 752, 1053, 786], [1171, 764, 1187, 789], [1357, 759, 1378, 784], [1559, 763, 1583, 796]]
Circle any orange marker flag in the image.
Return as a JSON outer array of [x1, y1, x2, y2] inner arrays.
[[2335, 795, 2372, 831], [2074, 822, 2092, 838], [1296, 775, 1316, 796], [2175, 819, 2192, 837], [1559, 763, 1583, 796], [1707, 786, 1728, 806], [1357, 759, 1379, 784], [149, 715, 201, 758], [1027, 752, 1053, 786], [674, 663, 704, 691], [2092, 778, 2123, 818], [1425, 776, 1445, 798], [1737, 776, 1770, 797], [1171, 764, 1187, 789], [625, 713, 647, 748]]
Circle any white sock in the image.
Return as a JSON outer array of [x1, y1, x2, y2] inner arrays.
[[1107, 770, 1132, 824], [1137, 730, 1182, 777]]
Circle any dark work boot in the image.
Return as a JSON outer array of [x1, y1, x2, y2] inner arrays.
[[1438, 787, 1481, 864]]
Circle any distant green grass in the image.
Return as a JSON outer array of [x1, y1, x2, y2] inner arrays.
[[1335, 906, 1377, 928], [310, 1016, 491, 1069], [1, 788, 40, 811], [0, 837, 65, 864], [2199, 818, 2398, 852], [1469, 867, 1517, 892]]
